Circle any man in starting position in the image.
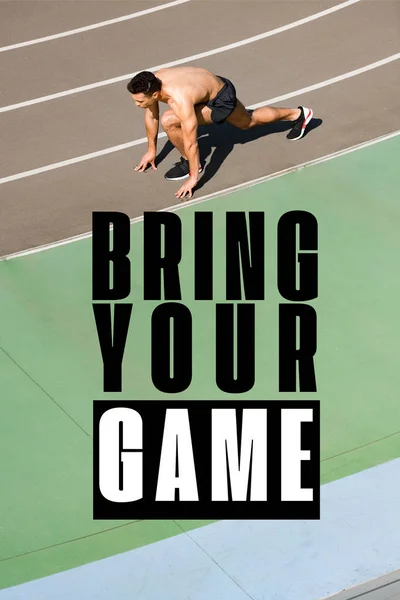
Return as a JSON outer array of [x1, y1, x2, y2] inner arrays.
[[127, 66, 313, 200]]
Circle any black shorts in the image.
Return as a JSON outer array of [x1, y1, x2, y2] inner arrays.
[[206, 76, 238, 124]]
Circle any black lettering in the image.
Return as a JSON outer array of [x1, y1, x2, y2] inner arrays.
[[195, 212, 213, 300], [279, 303, 317, 392], [151, 303, 192, 393], [93, 303, 133, 392], [92, 212, 131, 300], [216, 303, 255, 393], [277, 211, 318, 301], [143, 212, 182, 300], [226, 212, 265, 300]]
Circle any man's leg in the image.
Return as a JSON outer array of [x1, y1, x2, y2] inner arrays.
[[161, 105, 212, 157], [251, 105, 301, 127], [161, 105, 212, 180], [227, 100, 313, 140], [160, 110, 186, 157]]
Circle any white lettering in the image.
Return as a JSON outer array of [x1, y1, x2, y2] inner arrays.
[[156, 409, 198, 501], [281, 408, 313, 501], [211, 409, 267, 501], [99, 408, 143, 502]]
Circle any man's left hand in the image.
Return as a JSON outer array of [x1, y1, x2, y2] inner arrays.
[[175, 177, 198, 200]]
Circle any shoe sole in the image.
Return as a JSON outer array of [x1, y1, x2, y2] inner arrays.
[[288, 107, 314, 141], [164, 167, 204, 181]]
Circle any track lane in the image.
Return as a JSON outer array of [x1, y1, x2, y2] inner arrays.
[[1, 1, 400, 593], [0, 1, 342, 105], [1, 0, 397, 178], [1, 60, 399, 256], [0, 1, 192, 53], [0, 0, 160, 47]]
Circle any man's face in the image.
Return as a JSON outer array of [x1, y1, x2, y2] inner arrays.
[[132, 92, 156, 109]]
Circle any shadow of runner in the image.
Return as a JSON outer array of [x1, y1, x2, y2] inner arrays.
[[154, 117, 323, 195]]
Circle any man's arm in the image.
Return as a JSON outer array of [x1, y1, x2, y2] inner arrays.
[[135, 103, 160, 172], [145, 102, 160, 153], [174, 101, 200, 180]]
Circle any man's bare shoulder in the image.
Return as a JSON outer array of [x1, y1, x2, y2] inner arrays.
[[162, 79, 193, 106], [154, 68, 166, 78]]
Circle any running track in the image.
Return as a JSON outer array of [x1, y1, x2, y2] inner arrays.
[[1, 1, 400, 598], [1, 0, 399, 257]]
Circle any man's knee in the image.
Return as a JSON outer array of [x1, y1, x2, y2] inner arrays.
[[228, 105, 252, 130], [161, 111, 180, 130], [240, 108, 254, 130]]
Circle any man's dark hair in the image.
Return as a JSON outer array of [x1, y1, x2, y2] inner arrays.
[[127, 71, 161, 96]]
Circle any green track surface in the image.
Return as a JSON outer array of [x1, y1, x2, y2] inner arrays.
[[1, 136, 400, 589]]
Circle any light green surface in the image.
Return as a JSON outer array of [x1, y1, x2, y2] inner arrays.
[[1, 136, 400, 589]]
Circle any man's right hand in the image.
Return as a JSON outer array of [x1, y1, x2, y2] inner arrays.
[[134, 151, 157, 172]]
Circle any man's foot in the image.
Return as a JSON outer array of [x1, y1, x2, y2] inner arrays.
[[164, 157, 203, 181], [286, 106, 313, 141]]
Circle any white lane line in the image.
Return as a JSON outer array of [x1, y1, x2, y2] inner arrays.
[[0, 0, 362, 113], [251, 52, 400, 108], [0, 0, 191, 53], [1, 129, 399, 262], [0, 138, 157, 184], [1, 52, 398, 187]]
